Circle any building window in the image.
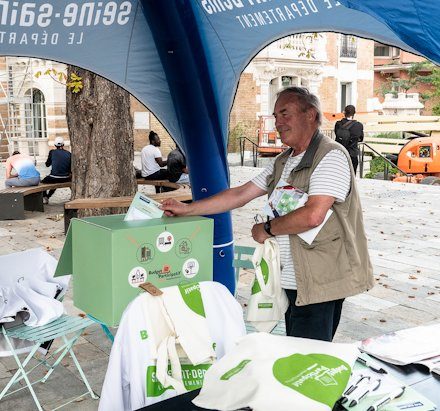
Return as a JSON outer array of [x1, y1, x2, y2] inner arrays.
[[340, 35, 357, 58], [374, 44, 400, 57], [340, 83, 352, 112], [25, 88, 47, 139]]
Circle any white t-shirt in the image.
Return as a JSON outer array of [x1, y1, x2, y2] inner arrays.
[[252, 149, 351, 290], [141, 145, 162, 177], [99, 281, 246, 411]]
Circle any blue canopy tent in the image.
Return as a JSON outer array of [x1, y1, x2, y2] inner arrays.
[[1, 0, 439, 293]]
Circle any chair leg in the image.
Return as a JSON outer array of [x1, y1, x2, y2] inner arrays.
[[0, 330, 43, 411], [65, 336, 99, 399], [40, 334, 98, 400]]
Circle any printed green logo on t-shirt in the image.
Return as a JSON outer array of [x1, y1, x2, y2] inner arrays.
[[146, 363, 211, 397]]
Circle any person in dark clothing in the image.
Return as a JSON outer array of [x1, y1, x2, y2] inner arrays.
[[42, 137, 72, 203], [334, 105, 364, 174], [167, 146, 189, 184]]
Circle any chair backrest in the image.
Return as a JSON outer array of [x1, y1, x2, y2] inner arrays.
[[233, 245, 256, 285]]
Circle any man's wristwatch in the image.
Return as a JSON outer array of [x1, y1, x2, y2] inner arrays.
[[263, 220, 274, 236]]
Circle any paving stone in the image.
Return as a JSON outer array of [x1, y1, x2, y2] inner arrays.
[[0, 361, 11, 379], [346, 292, 398, 311], [1, 163, 440, 409]]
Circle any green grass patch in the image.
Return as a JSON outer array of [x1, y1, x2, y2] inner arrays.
[[365, 156, 398, 179]]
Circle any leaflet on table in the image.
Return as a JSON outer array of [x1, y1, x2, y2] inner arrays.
[[360, 323, 440, 367], [124, 192, 164, 221], [263, 179, 332, 245], [414, 355, 440, 376], [342, 362, 436, 411]]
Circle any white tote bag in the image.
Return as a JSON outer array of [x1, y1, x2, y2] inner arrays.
[[193, 333, 358, 411], [246, 238, 288, 332]]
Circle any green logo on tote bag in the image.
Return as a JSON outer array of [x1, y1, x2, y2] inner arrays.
[[251, 258, 269, 295], [272, 353, 351, 407], [178, 282, 206, 317]]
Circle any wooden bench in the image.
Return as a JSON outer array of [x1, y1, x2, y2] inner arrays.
[[64, 181, 192, 233], [0, 182, 72, 220]]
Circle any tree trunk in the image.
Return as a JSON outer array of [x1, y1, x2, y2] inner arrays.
[[66, 66, 136, 216]]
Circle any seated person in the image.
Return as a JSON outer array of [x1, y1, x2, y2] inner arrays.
[[167, 146, 190, 184], [141, 131, 169, 193], [5, 151, 40, 187], [42, 137, 72, 204]]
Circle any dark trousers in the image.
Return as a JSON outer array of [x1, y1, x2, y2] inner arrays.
[[350, 155, 358, 175], [144, 169, 170, 193], [41, 175, 71, 198], [284, 289, 344, 342]]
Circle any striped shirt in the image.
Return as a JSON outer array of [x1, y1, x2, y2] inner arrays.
[[252, 149, 351, 289]]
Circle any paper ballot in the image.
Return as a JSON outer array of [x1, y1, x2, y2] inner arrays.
[[124, 192, 164, 221], [264, 180, 332, 245]]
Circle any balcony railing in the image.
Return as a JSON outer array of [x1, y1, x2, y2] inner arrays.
[[340, 36, 357, 58]]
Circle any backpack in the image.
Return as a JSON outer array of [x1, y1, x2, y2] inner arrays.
[[335, 120, 356, 148]]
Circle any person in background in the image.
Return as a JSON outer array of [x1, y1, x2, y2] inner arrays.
[[4, 151, 40, 187], [141, 131, 169, 193], [334, 105, 364, 174], [42, 137, 72, 204], [167, 146, 190, 184], [161, 87, 373, 342]]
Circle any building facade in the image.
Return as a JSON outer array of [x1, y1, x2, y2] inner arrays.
[[1, 33, 375, 160], [373, 43, 435, 115], [229, 33, 375, 149]]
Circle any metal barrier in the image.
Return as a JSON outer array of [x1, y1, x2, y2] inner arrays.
[[359, 142, 411, 181], [238, 136, 259, 167]]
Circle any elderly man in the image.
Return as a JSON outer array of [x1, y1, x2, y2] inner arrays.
[[161, 87, 373, 342]]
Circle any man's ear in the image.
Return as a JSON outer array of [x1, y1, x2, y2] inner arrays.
[[308, 108, 317, 122]]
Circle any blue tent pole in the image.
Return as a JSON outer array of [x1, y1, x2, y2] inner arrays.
[[141, 0, 236, 294]]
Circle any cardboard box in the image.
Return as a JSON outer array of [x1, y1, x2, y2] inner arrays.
[[55, 214, 213, 326]]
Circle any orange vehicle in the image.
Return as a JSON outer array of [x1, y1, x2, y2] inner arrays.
[[390, 135, 440, 185]]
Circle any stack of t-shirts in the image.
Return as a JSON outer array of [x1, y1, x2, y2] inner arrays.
[[99, 281, 246, 411]]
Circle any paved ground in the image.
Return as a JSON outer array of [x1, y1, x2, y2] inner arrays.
[[0, 161, 439, 410]]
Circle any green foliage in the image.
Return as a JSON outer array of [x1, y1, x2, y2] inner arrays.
[[365, 156, 398, 179], [282, 33, 322, 60], [228, 122, 249, 153], [418, 65, 440, 113], [66, 72, 83, 93], [35, 68, 67, 84], [34, 69, 83, 93], [377, 62, 431, 96]]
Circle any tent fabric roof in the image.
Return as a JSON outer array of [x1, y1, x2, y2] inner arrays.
[[339, 0, 440, 65], [1, 0, 439, 292]]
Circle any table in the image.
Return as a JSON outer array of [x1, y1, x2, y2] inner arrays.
[[139, 359, 440, 410]]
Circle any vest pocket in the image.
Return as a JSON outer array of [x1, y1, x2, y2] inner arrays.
[[301, 235, 352, 285]]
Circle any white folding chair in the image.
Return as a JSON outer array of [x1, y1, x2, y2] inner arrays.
[[0, 314, 98, 410]]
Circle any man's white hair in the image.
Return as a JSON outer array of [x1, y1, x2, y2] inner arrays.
[[277, 86, 322, 126]]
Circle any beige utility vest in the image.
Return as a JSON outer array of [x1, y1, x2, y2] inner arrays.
[[267, 131, 374, 306]]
